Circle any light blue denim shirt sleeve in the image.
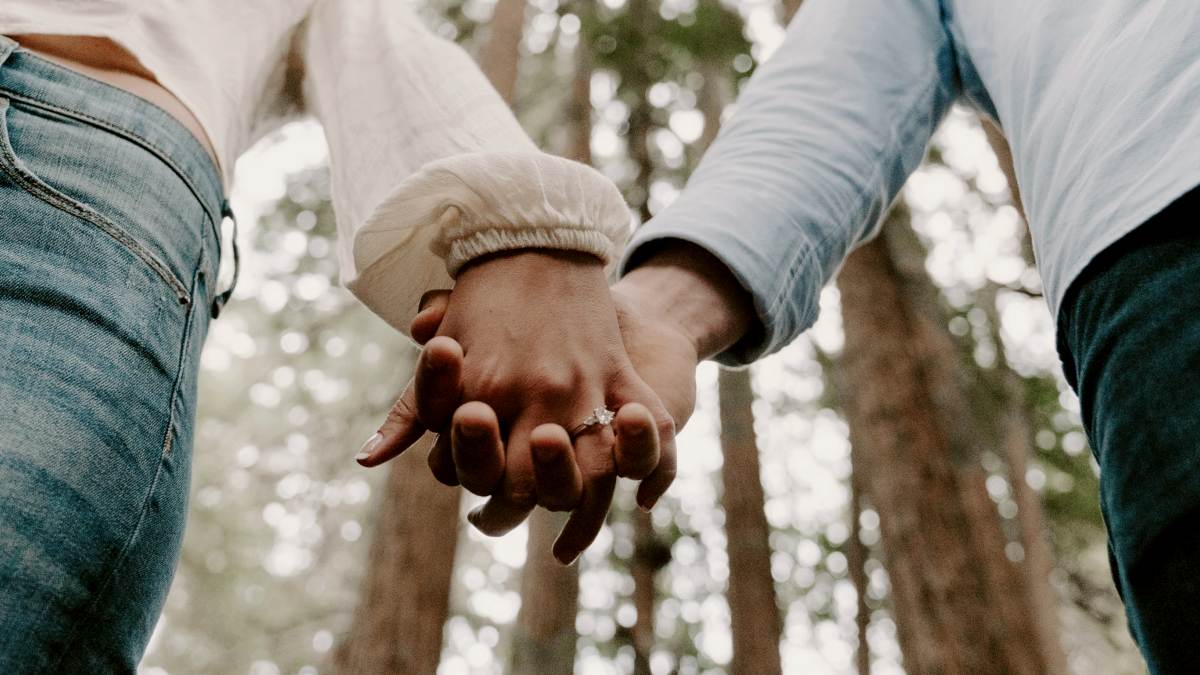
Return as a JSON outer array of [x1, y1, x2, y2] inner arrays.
[[620, 0, 960, 365]]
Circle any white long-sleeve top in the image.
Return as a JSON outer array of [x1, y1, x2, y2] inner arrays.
[[0, 1, 630, 335]]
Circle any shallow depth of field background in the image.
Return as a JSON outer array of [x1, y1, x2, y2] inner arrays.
[[138, 0, 1144, 672]]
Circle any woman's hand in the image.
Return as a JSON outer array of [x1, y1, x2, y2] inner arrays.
[[357, 249, 678, 563]]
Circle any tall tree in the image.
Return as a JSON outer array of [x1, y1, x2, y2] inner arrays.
[[836, 208, 1051, 674], [699, 50, 785, 674], [717, 369, 784, 675], [512, 511, 580, 674], [479, 0, 528, 105], [334, 2, 542, 667], [619, 1, 672, 670], [509, 9, 590, 672], [333, 436, 462, 674], [979, 119, 1066, 673]]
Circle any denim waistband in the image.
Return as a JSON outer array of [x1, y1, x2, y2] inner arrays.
[[0, 35, 237, 316], [0, 35, 224, 239]]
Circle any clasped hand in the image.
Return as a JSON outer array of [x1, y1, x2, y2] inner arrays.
[[356, 249, 696, 564]]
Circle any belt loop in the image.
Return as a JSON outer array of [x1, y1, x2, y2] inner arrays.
[[0, 36, 19, 67], [211, 199, 241, 319]]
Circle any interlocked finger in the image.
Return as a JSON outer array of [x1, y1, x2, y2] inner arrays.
[[531, 424, 583, 511], [552, 423, 618, 564], [415, 336, 464, 432], [451, 402, 505, 495]]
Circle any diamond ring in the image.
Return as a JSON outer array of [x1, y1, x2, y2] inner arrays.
[[569, 407, 616, 439]]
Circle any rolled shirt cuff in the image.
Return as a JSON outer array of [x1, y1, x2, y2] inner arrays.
[[343, 151, 631, 336]]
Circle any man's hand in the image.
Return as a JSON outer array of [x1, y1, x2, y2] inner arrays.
[[356, 249, 677, 563]]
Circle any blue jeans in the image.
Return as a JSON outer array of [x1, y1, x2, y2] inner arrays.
[[1058, 185, 1200, 673], [0, 37, 229, 672]]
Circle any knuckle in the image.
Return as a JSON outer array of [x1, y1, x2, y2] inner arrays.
[[654, 414, 676, 439], [386, 391, 417, 421], [655, 463, 678, 486], [532, 370, 577, 401]]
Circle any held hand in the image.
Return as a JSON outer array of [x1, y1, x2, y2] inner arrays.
[[357, 249, 678, 563]]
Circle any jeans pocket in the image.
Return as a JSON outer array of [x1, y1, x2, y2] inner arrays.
[[0, 94, 191, 304]]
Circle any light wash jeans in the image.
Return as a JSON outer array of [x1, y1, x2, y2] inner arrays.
[[0, 36, 231, 672]]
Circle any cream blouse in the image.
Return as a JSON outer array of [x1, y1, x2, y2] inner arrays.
[[0, 1, 630, 336]]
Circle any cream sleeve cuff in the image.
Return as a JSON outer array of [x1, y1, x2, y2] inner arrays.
[[343, 151, 632, 335]]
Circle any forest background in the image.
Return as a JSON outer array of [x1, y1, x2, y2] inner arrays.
[[140, 0, 1146, 672]]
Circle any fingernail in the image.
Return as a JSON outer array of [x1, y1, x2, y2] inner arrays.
[[637, 497, 657, 513], [467, 506, 483, 526], [459, 423, 486, 440], [356, 432, 382, 462]]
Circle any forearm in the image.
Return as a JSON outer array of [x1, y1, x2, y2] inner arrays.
[[618, 0, 958, 364], [615, 240, 757, 362], [302, 0, 630, 337]]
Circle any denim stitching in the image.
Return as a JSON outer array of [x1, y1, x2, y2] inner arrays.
[[0, 98, 192, 304], [46, 263, 202, 671], [0, 87, 222, 237]]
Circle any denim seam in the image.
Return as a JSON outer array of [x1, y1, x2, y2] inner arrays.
[[0, 98, 192, 304], [0, 87, 222, 239], [46, 264, 202, 671]]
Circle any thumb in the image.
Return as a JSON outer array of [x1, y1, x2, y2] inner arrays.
[[356, 378, 428, 466], [411, 290, 451, 345]]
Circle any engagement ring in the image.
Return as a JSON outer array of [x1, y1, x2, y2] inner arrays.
[[570, 407, 616, 439]]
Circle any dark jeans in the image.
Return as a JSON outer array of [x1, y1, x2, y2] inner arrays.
[[1058, 185, 1200, 673]]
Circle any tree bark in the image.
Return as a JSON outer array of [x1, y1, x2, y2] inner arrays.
[[980, 119, 1025, 222], [835, 208, 1049, 675], [479, 0, 527, 105], [979, 117, 1066, 672], [717, 369, 784, 675], [512, 510, 580, 674], [333, 436, 461, 674], [509, 15, 593, 673], [630, 510, 669, 675], [846, 459, 872, 675]]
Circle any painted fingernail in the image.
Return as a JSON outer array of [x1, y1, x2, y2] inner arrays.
[[356, 432, 382, 462]]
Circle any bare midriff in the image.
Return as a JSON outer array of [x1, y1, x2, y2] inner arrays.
[[10, 35, 220, 172]]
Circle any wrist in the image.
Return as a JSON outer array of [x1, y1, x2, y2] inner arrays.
[[615, 240, 755, 361]]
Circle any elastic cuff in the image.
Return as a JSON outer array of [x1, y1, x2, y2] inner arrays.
[[446, 227, 613, 277]]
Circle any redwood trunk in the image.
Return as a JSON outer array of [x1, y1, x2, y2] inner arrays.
[[512, 510, 579, 674], [836, 211, 1049, 674], [981, 118, 1066, 673], [478, 0, 527, 105], [718, 368, 783, 675], [509, 14, 591, 673], [333, 437, 461, 674]]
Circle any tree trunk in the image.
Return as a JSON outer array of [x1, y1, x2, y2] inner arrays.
[[333, 436, 461, 674], [717, 369, 784, 675], [630, 509, 670, 675], [835, 208, 1049, 675], [981, 119, 1025, 222], [479, 0, 527, 105], [846, 458, 872, 675], [509, 15, 592, 673], [979, 117, 1066, 673], [512, 510, 579, 674], [999, 374, 1067, 675]]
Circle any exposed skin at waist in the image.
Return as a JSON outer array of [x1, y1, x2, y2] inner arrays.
[[8, 34, 220, 171]]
